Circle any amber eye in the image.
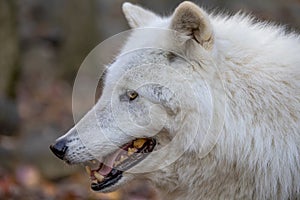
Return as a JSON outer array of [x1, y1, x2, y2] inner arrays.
[[127, 90, 138, 101]]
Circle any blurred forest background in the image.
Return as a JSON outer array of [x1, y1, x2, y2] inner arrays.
[[0, 0, 299, 199]]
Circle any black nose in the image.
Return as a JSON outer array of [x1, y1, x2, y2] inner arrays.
[[50, 139, 68, 160]]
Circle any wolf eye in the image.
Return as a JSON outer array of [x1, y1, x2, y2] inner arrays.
[[127, 90, 138, 101]]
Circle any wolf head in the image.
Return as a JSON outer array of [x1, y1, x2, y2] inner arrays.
[[50, 1, 221, 193]]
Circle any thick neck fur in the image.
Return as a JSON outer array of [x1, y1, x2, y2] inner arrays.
[[149, 151, 256, 200], [151, 135, 299, 200]]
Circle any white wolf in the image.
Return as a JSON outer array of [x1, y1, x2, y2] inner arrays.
[[50, 1, 300, 199]]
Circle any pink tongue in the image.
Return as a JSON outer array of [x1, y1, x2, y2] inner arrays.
[[98, 147, 125, 176]]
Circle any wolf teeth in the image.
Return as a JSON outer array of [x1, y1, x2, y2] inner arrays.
[[120, 155, 128, 162], [128, 147, 137, 156], [85, 166, 91, 176], [92, 179, 98, 184], [94, 172, 104, 182], [113, 155, 128, 167], [133, 139, 147, 148]]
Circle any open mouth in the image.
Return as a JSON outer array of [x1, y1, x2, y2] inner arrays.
[[84, 138, 156, 191]]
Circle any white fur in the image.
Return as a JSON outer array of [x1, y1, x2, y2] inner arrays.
[[56, 2, 300, 199]]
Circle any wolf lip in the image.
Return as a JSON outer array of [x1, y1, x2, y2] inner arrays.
[[87, 138, 156, 191]]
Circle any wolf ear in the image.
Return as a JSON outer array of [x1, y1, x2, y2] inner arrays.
[[122, 2, 158, 28], [171, 1, 214, 50]]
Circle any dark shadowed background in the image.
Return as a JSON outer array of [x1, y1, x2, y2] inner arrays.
[[0, 0, 299, 199]]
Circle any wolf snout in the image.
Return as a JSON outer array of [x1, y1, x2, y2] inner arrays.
[[50, 138, 68, 160]]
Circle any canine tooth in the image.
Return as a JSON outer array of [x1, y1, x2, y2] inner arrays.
[[128, 147, 137, 156], [91, 160, 97, 164], [85, 166, 91, 176], [133, 139, 147, 148], [94, 172, 104, 182]]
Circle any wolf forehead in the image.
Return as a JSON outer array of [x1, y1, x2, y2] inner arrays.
[[107, 49, 181, 77]]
